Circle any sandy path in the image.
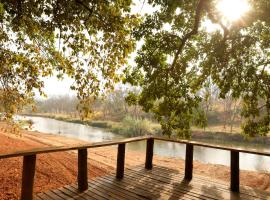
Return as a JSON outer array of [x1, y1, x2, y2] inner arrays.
[[0, 122, 270, 199]]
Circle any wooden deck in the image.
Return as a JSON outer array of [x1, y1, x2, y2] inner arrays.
[[35, 165, 270, 200], [2, 136, 270, 199]]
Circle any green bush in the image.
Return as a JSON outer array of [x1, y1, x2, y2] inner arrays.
[[115, 116, 153, 137]]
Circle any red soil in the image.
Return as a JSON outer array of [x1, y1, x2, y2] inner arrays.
[[0, 125, 109, 200]]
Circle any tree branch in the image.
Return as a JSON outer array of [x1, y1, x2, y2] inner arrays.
[[75, 0, 94, 15], [170, 0, 206, 70], [16, 0, 23, 24]]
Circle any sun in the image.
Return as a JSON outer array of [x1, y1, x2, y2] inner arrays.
[[216, 0, 250, 22]]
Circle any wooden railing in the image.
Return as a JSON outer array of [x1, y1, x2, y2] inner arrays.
[[0, 135, 270, 200]]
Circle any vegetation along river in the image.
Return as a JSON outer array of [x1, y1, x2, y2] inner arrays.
[[22, 116, 270, 172]]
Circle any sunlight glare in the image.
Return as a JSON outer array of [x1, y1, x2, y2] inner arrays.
[[202, 19, 222, 33], [216, 0, 250, 22], [163, 23, 172, 31]]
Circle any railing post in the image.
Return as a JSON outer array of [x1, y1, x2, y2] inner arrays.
[[231, 150, 239, 192], [116, 143, 126, 179], [78, 148, 88, 192], [145, 138, 154, 169], [21, 155, 36, 200], [184, 144, 193, 180]]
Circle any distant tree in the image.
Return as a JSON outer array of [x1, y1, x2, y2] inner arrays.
[[125, 0, 270, 137], [197, 78, 219, 129], [94, 87, 147, 121], [200, 79, 219, 116], [35, 95, 78, 114], [32, 87, 150, 122], [221, 94, 242, 132]]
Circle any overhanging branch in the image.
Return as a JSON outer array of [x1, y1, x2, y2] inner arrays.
[[170, 0, 207, 70], [75, 0, 96, 20]]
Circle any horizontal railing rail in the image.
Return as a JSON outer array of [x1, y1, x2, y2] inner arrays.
[[0, 135, 269, 200], [0, 136, 151, 159], [153, 136, 270, 156]]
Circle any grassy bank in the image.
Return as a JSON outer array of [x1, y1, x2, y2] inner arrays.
[[192, 130, 270, 146]]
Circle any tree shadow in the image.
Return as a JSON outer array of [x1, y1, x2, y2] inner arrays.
[[39, 164, 269, 200], [168, 179, 193, 200], [199, 185, 224, 199], [112, 164, 179, 199]]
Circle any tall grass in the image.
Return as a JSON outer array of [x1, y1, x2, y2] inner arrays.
[[112, 116, 155, 137]]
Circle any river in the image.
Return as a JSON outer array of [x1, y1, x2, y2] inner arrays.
[[21, 116, 270, 172]]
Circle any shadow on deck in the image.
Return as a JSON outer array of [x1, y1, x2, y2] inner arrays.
[[35, 165, 270, 200]]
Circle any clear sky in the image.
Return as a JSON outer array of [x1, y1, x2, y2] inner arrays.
[[40, 76, 75, 97]]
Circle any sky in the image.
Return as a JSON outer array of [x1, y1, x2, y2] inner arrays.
[[39, 76, 75, 97]]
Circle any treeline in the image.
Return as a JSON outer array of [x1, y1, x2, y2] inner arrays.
[[26, 86, 246, 134], [32, 87, 154, 122], [34, 95, 78, 114]]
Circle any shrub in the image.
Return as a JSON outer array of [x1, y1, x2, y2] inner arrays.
[[117, 116, 153, 137]]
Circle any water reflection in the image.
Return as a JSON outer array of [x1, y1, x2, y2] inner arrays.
[[23, 116, 123, 142], [20, 116, 270, 172]]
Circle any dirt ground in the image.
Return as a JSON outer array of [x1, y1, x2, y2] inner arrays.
[[0, 122, 111, 200], [0, 122, 270, 199]]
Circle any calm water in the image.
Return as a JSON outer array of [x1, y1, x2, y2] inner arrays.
[[20, 116, 270, 172]]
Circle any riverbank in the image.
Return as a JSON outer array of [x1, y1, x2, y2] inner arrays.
[[0, 121, 270, 200], [22, 113, 270, 145], [21, 113, 161, 137]]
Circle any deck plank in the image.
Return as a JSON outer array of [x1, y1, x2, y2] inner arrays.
[[44, 191, 64, 200], [90, 178, 147, 200], [57, 186, 84, 199], [69, 184, 102, 200], [99, 173, 197, 200], [50, 189, 72, 199], [97, 175, 172, 200], [36, 192, 55, 200], [63, 185, 90, 200], [147, 166, 269, 200], [118, 171, 213, 200], [36, 165, 270, 200], [125, 167, 260, 200]]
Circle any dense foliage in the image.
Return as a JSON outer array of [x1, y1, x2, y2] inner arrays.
[[1, 0, 270, 138], [0, 0, 138, 117], [125, 0, 270, 137]]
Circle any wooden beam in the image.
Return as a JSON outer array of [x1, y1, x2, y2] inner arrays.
[[184, 144, 193, 180], [2, 135, 270, 160], [145, 138, 154, 169], [21, 155, 36, 200], [116, 143, 126, 179], [231, 150, 239, 192], [78, 149, 88, 192]]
